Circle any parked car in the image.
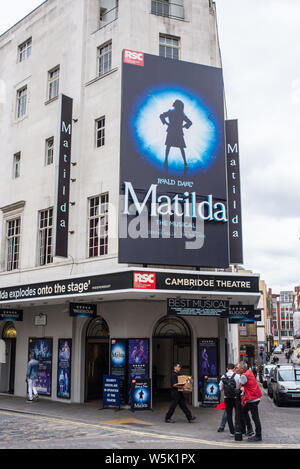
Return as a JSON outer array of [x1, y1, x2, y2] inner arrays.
[[262, 364, 276, 389], [271, 365, 300, 406]]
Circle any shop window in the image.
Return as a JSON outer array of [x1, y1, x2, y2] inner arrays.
[[2, 323, 17, 339]]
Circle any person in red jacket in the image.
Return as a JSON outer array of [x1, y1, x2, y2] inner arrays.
[[236, 361, 262, 441]]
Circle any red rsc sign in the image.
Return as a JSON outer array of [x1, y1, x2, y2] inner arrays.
[[123, 49, 144, 66], [133, 272, 156, 290]]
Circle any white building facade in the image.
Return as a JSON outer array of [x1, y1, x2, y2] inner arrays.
[[0, 0, 260, 406]]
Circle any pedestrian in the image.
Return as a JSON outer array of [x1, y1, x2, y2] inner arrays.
[[236, 361, 262, 442], [219, 363, 240, 436], [165, 363, 196, 423], [26, 353, 39, 402]]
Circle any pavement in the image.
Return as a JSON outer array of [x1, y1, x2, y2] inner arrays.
[[1, 381, 300, 449]]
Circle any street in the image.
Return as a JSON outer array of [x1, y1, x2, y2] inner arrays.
[[0, 369, 300, 450]]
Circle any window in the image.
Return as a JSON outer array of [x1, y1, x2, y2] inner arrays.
[[16, 86, 27, 118], [13, 152, 21, 179], [48, 66, 60, 100], [95, 117, 105, 148], [152, 0, 170, 17], [6, 218, 21, 271], [38, 208, 53, 266], [45, 137, 54, 165], [18, 38, 32, 62], [88, 194, 109, 257], [159, 34, 180, 60], [98, 42, 112, 76]]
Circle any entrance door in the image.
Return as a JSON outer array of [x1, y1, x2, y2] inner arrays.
[[1, 323, 17, 394], [152, 316, 191, 403], [86, 340, 109, 401], [85, 315, 110, 402]]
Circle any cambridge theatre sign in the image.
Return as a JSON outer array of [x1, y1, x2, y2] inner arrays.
[[0, 270, 259, 304]]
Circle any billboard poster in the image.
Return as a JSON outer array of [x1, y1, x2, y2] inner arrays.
[[57, 339, 72, 399], [197, 338, 219, 402], [110, 339, 127, 404], [119, 50, 229, 268], [0, 309, 23, 321], [69, 303, 97, 318], [28, 338, 53, 396], [128, 339, 149, 404]]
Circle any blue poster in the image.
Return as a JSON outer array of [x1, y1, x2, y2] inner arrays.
[[103, 375, 120, 408], [57, 339, 72, 399], [28, 338, 53, 396], [131, 379, 151, 411]]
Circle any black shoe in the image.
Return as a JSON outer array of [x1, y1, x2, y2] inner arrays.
[[248, 435, 262, 442], [245, 430, 254, 436], [165, 418, 175, 423], [188, 416, 196, 423], [217, 428, 225, 432]]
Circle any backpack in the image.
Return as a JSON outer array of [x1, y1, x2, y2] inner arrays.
[[222, 373, 237, 398]]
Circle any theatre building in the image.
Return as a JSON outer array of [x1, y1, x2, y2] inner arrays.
[[0, 0, 260, 407]]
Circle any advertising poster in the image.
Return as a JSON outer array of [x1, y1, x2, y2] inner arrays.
[[28, 338, 53, 396], [202, 377, 220, 405], [128, 339, 149, 404], [103, 375, 120, 408], [119, 50, 229, 268], [110, 339, 127, 404], [57, 339, 72, 399], [131, 379, 151, 411], [197, 338, 219, 401]]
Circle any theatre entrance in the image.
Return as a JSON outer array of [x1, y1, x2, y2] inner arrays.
[[1, 323, 17, 394], [85, 317, 109, 402], [152, 316, 192, 403]]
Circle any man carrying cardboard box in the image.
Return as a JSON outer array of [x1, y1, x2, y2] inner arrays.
[[165, 363, 196, 423]]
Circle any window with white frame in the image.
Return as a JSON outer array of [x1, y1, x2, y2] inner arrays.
[[88, 194, 109, 257], [16, 86, 27, 118], [6, 218, 21, 271], [38, 208, 53, 266], [98, 42, 112, 76], [45, 137, 54, 165], [18, 38, 32, 62], [152, 0, 170, 17], [95, 117, 105, 148], [13, 152, 21, 179], [48, 66, 60, 100], [159, 34, 180, 60]]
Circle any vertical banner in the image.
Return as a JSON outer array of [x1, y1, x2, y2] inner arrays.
[[197, 338, 219, 402], [226, 119, 243, 264], [131, 378, 151, 411], [28, 338, 53, 396], [55, 94, 73, 258], [57, 339, 72, 399], [110, 339, 127, 405], [128, 339, 149, 404]]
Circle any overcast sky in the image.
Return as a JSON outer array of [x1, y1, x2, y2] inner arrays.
[[1, 1, 299, 293]]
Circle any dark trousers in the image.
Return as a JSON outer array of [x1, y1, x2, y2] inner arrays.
[[166, 391, 192, 421], [241, 401, 262, 437], [224, 397, 236, 434]]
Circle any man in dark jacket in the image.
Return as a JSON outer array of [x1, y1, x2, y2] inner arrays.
[[26, 353, 39, 402], [165, 363, 196, 423]]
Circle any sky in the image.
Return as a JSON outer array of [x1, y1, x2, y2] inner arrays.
[[0, 0, 299, 293]]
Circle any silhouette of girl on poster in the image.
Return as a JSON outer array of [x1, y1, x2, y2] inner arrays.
[[160, 100, 192, 174]]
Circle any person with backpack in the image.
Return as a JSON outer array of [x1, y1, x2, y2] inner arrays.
[[219, 363, 240, 436]]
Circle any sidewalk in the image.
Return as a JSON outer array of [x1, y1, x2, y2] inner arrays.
[[1, 391, 300, 448]]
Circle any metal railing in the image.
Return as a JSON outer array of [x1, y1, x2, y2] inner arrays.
[[151, 0, 184, 20], [100, 6, 118, 29]]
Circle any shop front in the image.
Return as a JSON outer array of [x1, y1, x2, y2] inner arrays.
[[0, 267, 260, 407]]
